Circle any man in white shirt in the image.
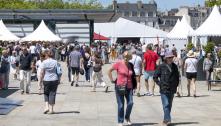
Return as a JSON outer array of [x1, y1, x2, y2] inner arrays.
[[29, 43, 36, 57]]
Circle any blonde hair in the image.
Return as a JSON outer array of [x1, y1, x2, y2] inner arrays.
[[123, 50, 132, 60]]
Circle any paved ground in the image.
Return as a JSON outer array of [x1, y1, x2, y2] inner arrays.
[[0, 62, 221, 126]]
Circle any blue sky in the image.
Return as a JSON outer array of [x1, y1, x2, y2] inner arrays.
[[98, 0, 205, 11]]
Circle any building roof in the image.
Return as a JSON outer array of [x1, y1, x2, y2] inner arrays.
[[0, 9, 117, 23], [116, 3, 157, 12]]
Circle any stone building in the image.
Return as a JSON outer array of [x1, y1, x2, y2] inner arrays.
[[111, 0, 159, 27]]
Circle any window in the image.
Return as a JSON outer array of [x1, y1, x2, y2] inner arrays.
[[165, 20, 170, 25], [140, 11, 145, 17], [148, 12, 153, 17], [124, 11, 129, 17], [194, 13, 199, 17], [132, 11, 138, 17]]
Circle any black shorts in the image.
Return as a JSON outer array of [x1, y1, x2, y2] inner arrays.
[[71, 67, 80, 75], [186, 72, 197, 80]]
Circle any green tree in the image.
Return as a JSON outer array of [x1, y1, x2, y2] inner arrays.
[[205, 0, 221, 7], [204, 41, 215, 54], [0, 0, 103, 9], [187, 42, 194, 51]]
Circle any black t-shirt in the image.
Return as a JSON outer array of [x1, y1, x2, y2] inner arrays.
[[20, 53, 32, 70]]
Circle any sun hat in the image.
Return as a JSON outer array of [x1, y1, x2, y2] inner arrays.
[[164, 51, 174, 58], [187, 50, 195, 58]]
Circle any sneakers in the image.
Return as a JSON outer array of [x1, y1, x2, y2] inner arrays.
[[75, 83, 79, 87], [193, 94, 197, 98], [125, 118, 132, 125], [105, 86, 109, 93], [176, 92, 181, 97], [21, 91, 24, 95], [137, 92, 141, 97], [71, 81, 74, 86], [145, 92, 154, 96], [162, 120, 171, 126]]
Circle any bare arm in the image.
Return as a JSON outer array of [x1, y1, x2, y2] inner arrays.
[[40, 69, 45, 84], [108, 66, 115, 82], [143, 60, 146, 70]]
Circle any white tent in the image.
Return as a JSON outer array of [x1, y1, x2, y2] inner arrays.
[[0, 20, 20, 41], [167, 16, 194, 39], [166, 16, 194, 52], [193, 5, 221, 37], [94, 18, 167, 44], [21, 20, 61, 42]]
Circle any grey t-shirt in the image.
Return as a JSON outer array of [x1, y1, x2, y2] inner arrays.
[[69, 51, 82, 68], [41, 58, 58, 81]]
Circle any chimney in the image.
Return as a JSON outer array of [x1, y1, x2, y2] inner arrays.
[[113, 0, 117, 10], [137, 1, 142, 9]]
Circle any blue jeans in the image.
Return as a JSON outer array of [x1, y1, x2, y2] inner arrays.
[[115, 87, 134, 123], [84, 67, 90, 81], [161, 93, 174, 122], [68, 66, 72, 82]]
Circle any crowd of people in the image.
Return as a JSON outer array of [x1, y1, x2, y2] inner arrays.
[[0, 41, 218, 126]]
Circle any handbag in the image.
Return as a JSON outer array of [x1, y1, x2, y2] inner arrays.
[[208, 67, 213, 73]]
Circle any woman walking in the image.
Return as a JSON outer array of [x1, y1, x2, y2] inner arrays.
[[9, 51, 19, 80], [40, 50, 60, 114], [83, 46, 92, 82], [0, 50, 10, 90], [108, 51, 137, 126], [203, 53, 213, 87], [184, 50, 198, 97], [172, 50, 182, 97], [36, 53, 45, 94], [91, 51, 107, 92]]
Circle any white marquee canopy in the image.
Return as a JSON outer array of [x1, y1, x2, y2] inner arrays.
[[21, 20, 62, 42], [193, 5, 221, 37], [95, 18, 167, 44], [167, 15, 194, 39], [0, 20, 20, 41]]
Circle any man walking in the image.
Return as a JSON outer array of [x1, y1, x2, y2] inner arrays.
[[143, 44, 159, 96], [19, 48, 32, 94], [69, 45, 83, 87], [153, 51, 180, 126]]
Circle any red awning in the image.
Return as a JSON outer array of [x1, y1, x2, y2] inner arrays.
[[93, 32, 110, 40]]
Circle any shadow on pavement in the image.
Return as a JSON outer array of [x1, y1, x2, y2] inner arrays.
[[53, 111, 80, 114], [169, 122, 199, 126], [179, 95, 210, 98], [0, 88, 19, 98], [212, 89, 221, 91], [30, 92, 66, 95], [132, 122, 158, 126]]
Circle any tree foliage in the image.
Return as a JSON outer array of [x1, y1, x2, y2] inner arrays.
[[0, 0, 103, 9], [203, 41, 215, 54], [205, 0, 221, 7], [187, 42, 194, 51]]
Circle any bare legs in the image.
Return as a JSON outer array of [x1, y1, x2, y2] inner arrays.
[[44, 102, 54, 114], [187, 78, 196, 96], [145, 79, 155, 96]]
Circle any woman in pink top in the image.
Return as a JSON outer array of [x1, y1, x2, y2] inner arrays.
[[108, 51, 137, 126]]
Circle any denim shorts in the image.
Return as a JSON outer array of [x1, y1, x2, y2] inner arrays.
[[144, 71, 155, 80]]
